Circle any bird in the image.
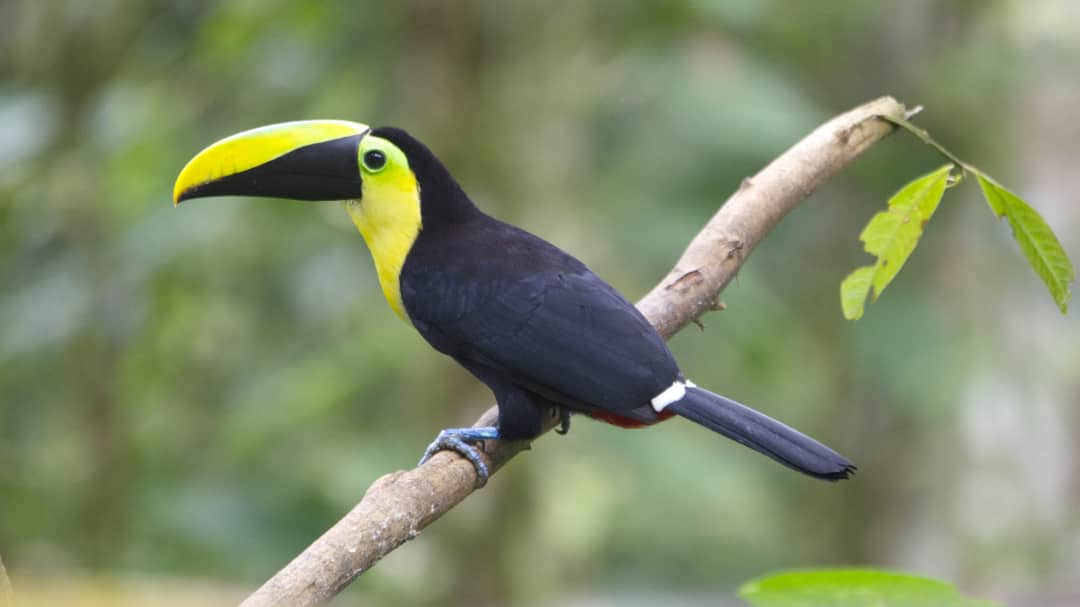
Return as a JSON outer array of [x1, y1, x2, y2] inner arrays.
[[173, 120, 856, 487]]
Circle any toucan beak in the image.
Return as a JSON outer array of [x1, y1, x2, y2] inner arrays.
[[173, 120, 372, 205]]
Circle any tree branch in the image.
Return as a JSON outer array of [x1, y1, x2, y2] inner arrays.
[[239, 96, 908, 607]]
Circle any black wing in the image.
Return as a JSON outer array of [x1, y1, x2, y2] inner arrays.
[[401, 217, 678, 422]]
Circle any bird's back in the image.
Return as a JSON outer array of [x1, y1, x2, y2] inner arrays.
[[401, 212, 679, 422]]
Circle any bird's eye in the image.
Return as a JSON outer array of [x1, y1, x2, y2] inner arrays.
[[363, 149, 387, 172]]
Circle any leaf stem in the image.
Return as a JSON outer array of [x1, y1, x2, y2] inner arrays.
[[878, 113, 974, 173]]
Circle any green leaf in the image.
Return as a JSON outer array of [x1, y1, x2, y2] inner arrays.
[[840, 266, 873, 320], [862, 164, 952, 295], [739, 569, 1000, 607], [841, 164, 952, 319], [976, 173, 1074, 313]]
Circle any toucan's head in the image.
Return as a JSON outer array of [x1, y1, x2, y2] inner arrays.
[[174, 120, 472, 321]]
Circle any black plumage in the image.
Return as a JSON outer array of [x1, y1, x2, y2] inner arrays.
[[380, 127, 855, 480], [401, 206, 677, 438]]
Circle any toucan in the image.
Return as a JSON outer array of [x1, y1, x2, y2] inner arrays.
[[173, 120, 855, 487]]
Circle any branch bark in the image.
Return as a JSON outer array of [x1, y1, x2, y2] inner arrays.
[[239, 96, 908, 607]]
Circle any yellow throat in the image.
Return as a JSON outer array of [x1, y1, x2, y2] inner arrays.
[[345, 169, 422, 323]]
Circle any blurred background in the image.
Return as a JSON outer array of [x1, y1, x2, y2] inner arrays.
[[1, 1, 1078, 605]]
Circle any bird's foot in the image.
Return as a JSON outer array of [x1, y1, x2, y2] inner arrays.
[[554, 408, 571, 435], [418, 426, 500, 488]]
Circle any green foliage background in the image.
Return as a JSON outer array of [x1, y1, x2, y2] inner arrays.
[[1, 1, 1077, 605]]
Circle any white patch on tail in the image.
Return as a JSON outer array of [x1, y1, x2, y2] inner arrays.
[[651, 380, 689, 412]]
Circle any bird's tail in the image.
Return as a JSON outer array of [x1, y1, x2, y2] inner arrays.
[[665, 386, 855, 481]]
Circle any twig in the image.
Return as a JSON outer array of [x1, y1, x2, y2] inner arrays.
[[0, 552, 14, 607], [876, 111, 972, 173], [238, 96, 908, 607]]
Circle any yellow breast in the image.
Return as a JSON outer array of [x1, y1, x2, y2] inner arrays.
[[345, 169, 422, 323]]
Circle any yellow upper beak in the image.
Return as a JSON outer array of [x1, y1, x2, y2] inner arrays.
[[173, 120, 371, 204]]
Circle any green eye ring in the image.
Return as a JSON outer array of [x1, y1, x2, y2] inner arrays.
[[363, 149, 388, 172]]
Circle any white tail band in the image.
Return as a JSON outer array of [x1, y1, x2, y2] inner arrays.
[[651, 380, 688, 412]]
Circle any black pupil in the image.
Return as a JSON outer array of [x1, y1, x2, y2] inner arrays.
[[364, 150, 387, 170]]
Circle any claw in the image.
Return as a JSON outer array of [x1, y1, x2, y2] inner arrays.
[[418, 426, 500, 488], [555, 408, 571, 435]]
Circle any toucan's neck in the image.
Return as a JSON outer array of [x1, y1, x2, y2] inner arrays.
[[370, 127, 482, 227], [416, 164, 482, 228]]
